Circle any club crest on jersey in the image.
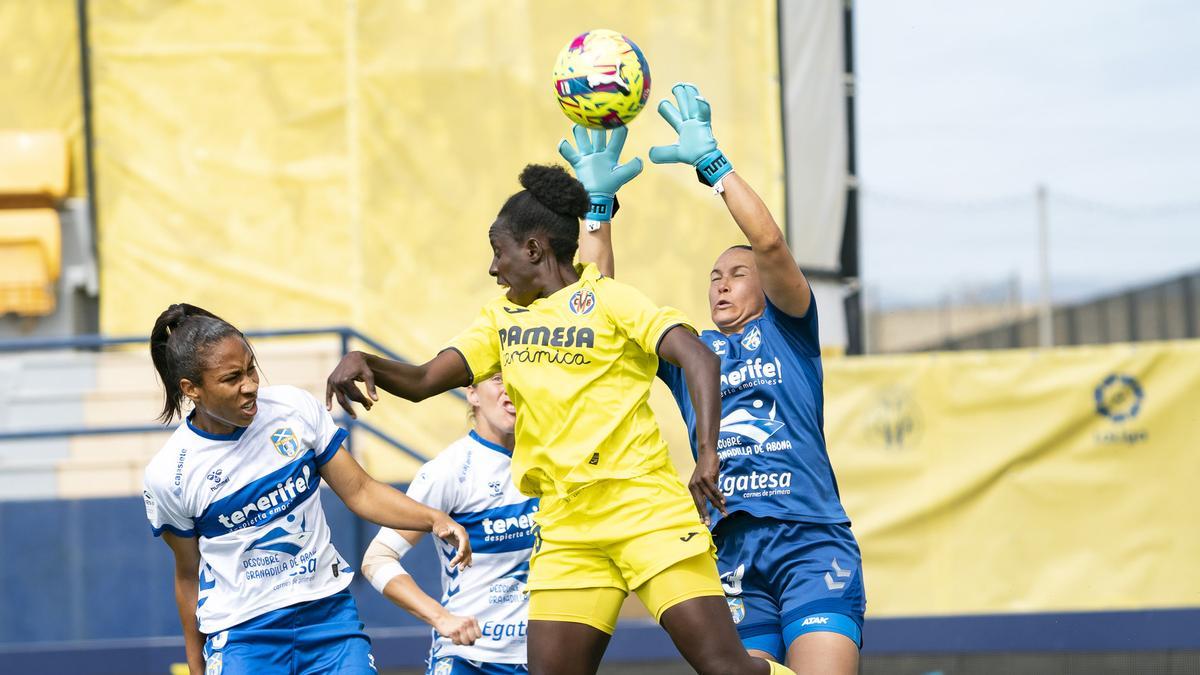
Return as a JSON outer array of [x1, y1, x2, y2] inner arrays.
[[741, 325, 762, 351], [569, 289, 596, 315], [727, 597, 746, 624], [271, 427, 301, 458]]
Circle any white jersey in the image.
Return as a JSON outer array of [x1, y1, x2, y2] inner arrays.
[[142, 385, 353, 634], [399, 431, 537, 665]]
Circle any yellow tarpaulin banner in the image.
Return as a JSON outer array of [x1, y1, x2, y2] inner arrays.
[[827, 341, 1200, 615], [89, 0, 784, 475], [0, 0, 85, 195]]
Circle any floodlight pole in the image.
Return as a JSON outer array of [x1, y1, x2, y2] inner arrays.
[[1036, 184, 1053, 348]]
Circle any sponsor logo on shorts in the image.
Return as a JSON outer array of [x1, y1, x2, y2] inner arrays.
[[825, 558, 853, 591], [679, 531, 699, 543], [727, 597, 745, 624], [801, 616, 830, 627]]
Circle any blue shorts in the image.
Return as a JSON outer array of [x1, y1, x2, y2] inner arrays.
[[202, 589, 375, 675], [714, 514, 865, 661], [426, 656, 528, 675]]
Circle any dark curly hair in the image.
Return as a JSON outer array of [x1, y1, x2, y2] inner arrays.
[[494, 164, 588, 264]]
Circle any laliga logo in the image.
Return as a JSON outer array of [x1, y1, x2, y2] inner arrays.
[[1094, 373, 1143, 422], [569, 289, 596, 315]]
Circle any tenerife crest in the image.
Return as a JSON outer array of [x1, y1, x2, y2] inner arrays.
[[271, 427, 301, 458]]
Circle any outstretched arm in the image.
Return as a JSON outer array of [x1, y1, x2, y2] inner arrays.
[[362, 529, 483, 646], [657, 325, 726, 525], [326, 348, 469, 417], [719, 172, 811, 317], [321, 449, 472, 569], [649, 82, 811, 317]]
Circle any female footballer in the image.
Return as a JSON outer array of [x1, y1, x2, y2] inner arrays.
[[143, 304, 471, 675], [361, 373, 536, 674], [566, 83, 866, 674], [327, 157, 795, 675]]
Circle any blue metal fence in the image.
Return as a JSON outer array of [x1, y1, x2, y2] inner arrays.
[[0, 326, 465, 461]]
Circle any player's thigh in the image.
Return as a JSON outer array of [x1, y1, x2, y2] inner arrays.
[[657, 592, 770, 675], [786, 630, 859, 675], [527, 592, 620, 675]]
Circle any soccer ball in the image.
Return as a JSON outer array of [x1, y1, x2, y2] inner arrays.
[[552, 29, 651, 129]]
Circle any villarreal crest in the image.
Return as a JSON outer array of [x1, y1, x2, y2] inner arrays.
[[271, 427, 301, 458], [726, 597, 746, 624]]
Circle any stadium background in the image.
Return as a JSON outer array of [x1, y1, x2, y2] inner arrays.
[[1, 1, 1197, 674]]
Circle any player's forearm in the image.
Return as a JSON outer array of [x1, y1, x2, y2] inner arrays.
[[347, 479, 439, 532], [363, 354, 438, 402], [382, 574, 453, 628], [578, 220, 615, 278], [719, 172, 785, 250], [172, 575, 205, 674]]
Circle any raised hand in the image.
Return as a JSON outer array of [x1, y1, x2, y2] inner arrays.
[[649, 82, 734, 187], [558, 125, 643, 223]]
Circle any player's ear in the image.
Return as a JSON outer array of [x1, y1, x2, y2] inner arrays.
[[524, 236, 546, 265], [180, 377, 201, 403]]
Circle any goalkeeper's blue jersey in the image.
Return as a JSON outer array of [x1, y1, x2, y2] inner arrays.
[[658, 292, 849, 529]]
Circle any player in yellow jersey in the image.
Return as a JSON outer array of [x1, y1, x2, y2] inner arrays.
[[327, 159, 794, 675]]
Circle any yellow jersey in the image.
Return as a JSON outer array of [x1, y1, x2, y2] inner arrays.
[[448, 263, 693, 498]]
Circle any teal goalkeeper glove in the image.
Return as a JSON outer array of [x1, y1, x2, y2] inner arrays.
[[648, 83, 733, 187], [558, 125, 643, 224]]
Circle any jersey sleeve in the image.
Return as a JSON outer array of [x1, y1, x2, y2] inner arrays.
[[656, 358, 685, 400], [764, 289, 821, 358], [404, 456, 459, 512], [143, 470, 195, 538], [446, 307, 501, 385], [293, 387, 350, 466], [601, 278, 696, 356]]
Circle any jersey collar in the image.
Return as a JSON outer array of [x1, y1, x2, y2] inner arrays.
[[469, 429, 512, 457], [186, 412, 248, 441]]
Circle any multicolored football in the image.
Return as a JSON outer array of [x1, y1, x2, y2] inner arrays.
[[553, 29, 651, 129]]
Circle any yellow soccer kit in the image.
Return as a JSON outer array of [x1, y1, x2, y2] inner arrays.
[[447, 263, 723, 628], [448, 262, 689, 500]]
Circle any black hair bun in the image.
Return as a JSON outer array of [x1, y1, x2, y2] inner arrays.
[[520, 164, 588, 219]]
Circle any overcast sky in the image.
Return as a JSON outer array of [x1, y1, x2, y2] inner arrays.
[[854, 0, 1200, 308]]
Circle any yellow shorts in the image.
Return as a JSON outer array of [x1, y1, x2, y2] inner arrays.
[[526, 461, 724, 632]]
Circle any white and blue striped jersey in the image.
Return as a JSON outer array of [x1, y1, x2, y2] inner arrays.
[[142, 385, 353, 634], [398, 431, 537, 665]]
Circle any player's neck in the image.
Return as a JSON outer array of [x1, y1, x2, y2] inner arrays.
[[190, 407, 239, 436], [536, 261, 581, 299], [475, 420, 515, 452]]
